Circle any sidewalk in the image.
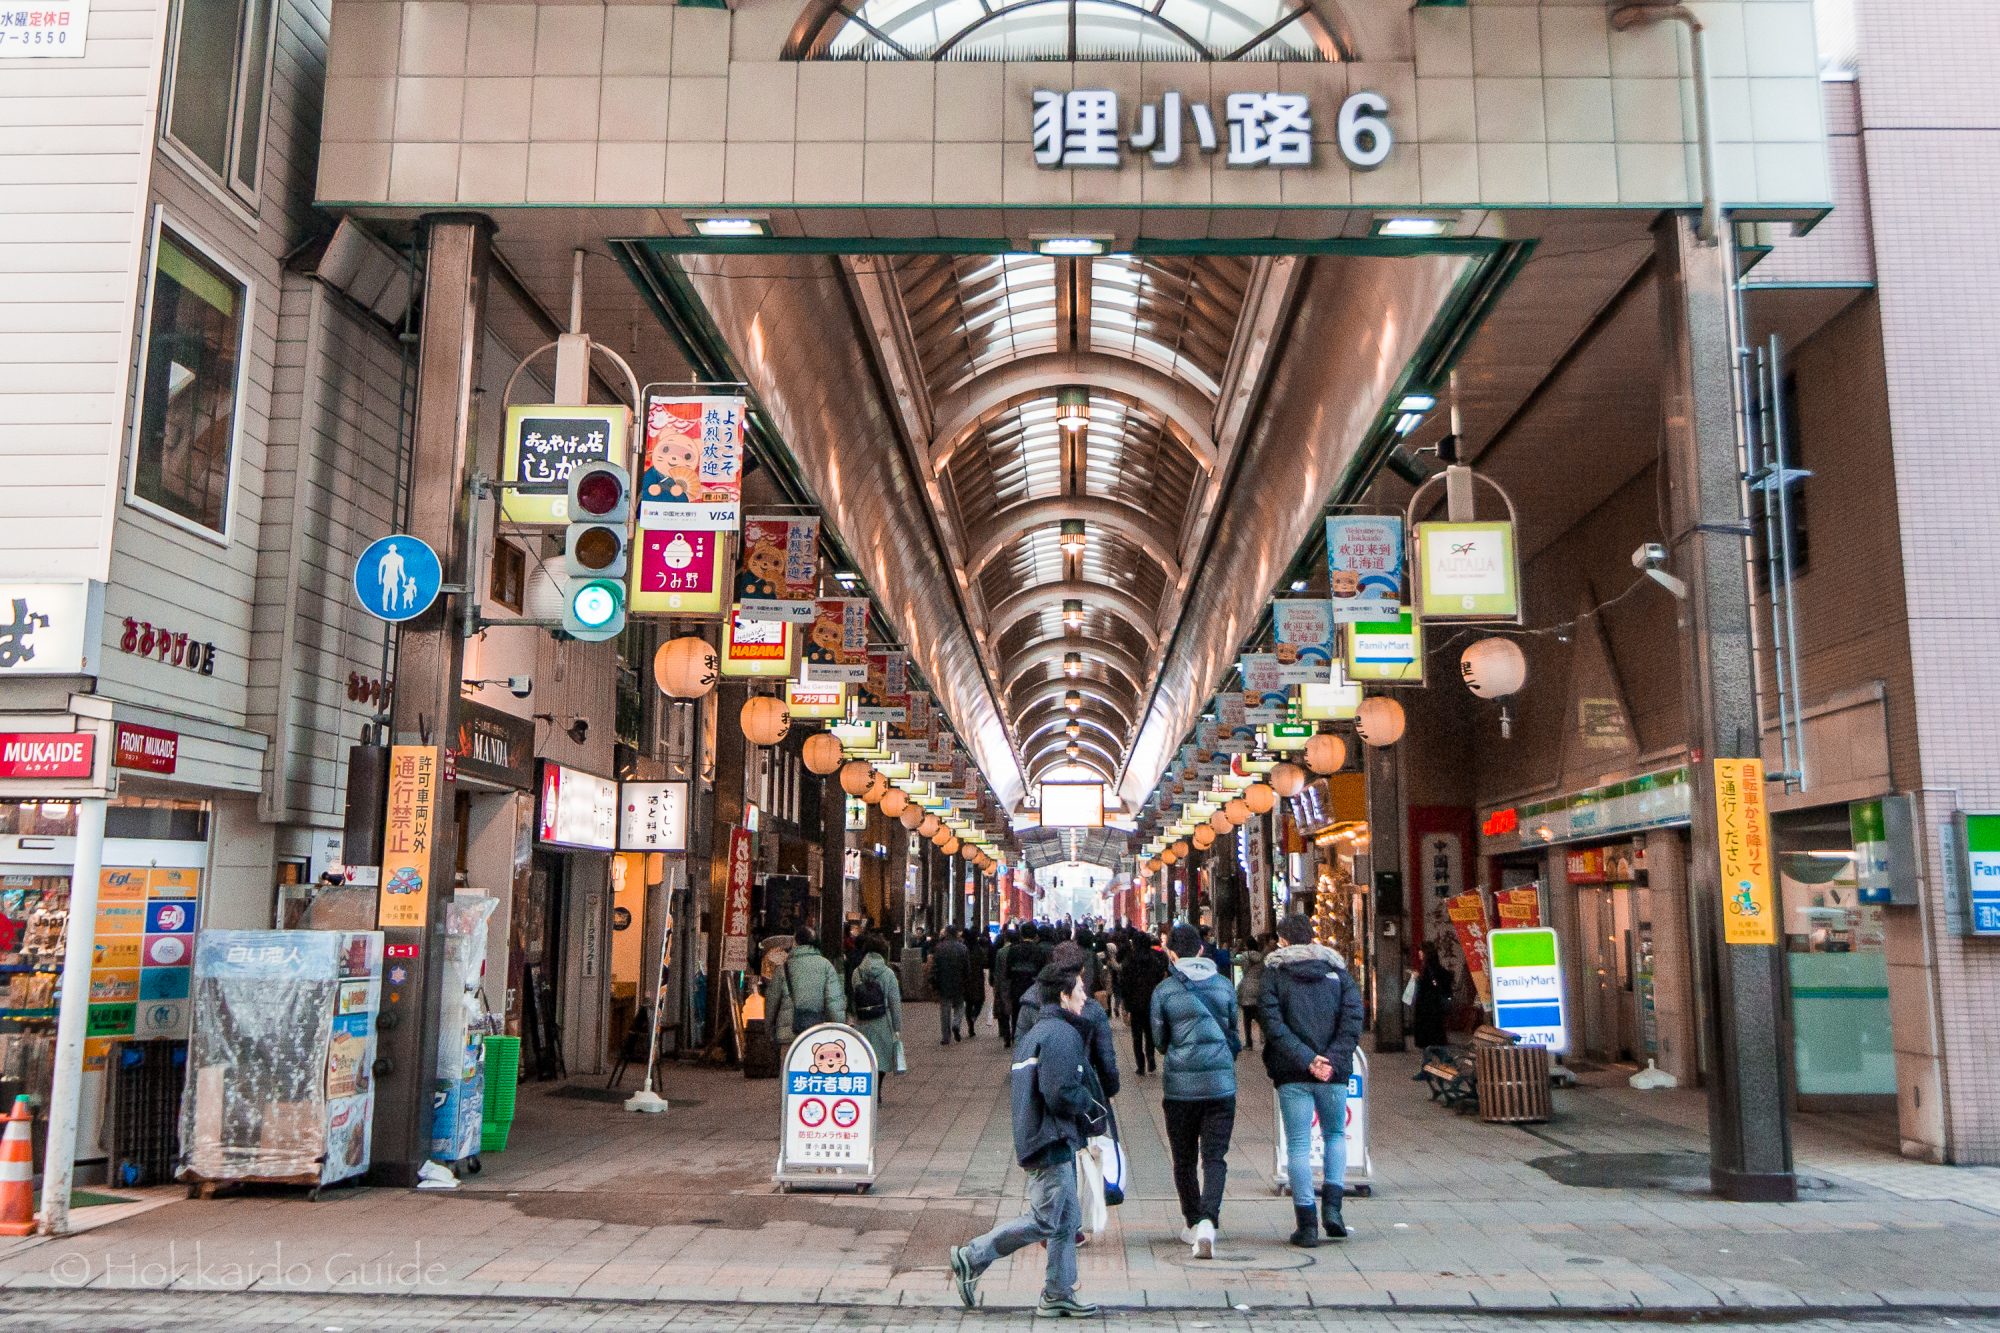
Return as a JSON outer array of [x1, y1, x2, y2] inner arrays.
[[4, 1003, 1997, 1314]]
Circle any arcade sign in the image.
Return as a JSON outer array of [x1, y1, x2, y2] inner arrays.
[[1033, 89, 1392, 171]]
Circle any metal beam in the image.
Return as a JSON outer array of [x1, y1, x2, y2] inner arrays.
[[967, 494, 1184, 585], [930, 351, 1218, 476], [989, 579, 1160, 652]]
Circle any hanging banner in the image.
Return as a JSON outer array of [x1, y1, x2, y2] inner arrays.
[[1495, 885, 1543, 928], [638, 395, 745, 529], [736, 515, 821, 622], [1344, 609, 1425, 684], [1240, 653, 1287, 724], [1297, 678, 1362, 721], [786, 679, 847, 720], [803, 599, 869, 682], [500, 405, 631, 525], [1714, 757, 1778, 945], [1272, 599, 1336, 685], [631, 526, 730, 615], [1325, 516, 1404, 622], [1416, 521, 1520, 621], [1445, 890, 1493, 1006], [856, 652, 908, 724], [377, 745, 442, 929], [723, 826, 754, 971], [721, 607, 794, 677]]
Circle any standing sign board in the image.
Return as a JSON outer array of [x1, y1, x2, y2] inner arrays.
[[775, 1022, 878, 1192], [1270, 1047, 1370, 1196], [1488, 927, 1568, 1052]]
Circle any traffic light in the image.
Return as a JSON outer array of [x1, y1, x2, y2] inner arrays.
[[562, 459, 629, 641]]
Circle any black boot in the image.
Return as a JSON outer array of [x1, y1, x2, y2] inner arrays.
[[1288, 1205, 1319, 1248], [1320, 1185, 1348, 1239]]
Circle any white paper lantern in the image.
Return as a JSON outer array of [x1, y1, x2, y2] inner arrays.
[[899, 805, 924, 830], [740, 695, 791, 747], [1244, 783, 1276, 815], [1224, 797, 1251, 827], [1160, 848, 1178, 866], [1270, 762, 1307, 798], [1192, 826, 1217, 851], [1356, 696, 1407, 747], [942, 836, 962, 856], [654, 636, 718, 699], [803, 732, 845, 776], [1305, 733, 1347, 776], [932, 825, 953, 848], [1461, 637, 1528, 699], [879, 788, 908, 819]]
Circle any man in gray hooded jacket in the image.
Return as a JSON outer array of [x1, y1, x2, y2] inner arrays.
[[1150, 922, 1240, 1258]]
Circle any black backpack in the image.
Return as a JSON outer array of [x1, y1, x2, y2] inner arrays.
[[852, 974, 888, 1021], [786, 958, 826, 1031]]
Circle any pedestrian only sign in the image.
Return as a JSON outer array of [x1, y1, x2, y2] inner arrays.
[[775, 1022, 877, 1193], [353, 535, 442, 624], [1270, 1047, 1370, 1195], [1489, 927, 1568, 1053]]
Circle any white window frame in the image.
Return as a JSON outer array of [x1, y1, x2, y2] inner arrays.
[[158, 0, 281, 210], [123, 207, 253, 549]]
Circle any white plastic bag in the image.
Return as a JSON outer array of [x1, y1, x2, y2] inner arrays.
[[1402, 973, 1419, 1007], [1076, 1144, 1108, 1238], [1090, 1132, 1127, 1206]]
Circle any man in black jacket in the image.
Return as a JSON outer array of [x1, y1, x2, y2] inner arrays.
[[1012, 942, 1120, 1100], [1001, 923, 1051, 1047], [1260, 913, 1366, 1247], [930, 926, 972, 1045], [1119, 929, 1169, 1075], [949, 964, 1102, 1319]]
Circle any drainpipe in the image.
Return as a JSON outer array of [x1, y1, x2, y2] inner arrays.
[[1612, 5, 1721, 245]]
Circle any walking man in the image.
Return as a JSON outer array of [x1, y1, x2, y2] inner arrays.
[[949, 963, 1104, 1318], [1120, 929, 1168, 1075], [931, 925, 972, 1044], [1151, 923, 1240, 1259], [1260, 913, 1365, 1246]]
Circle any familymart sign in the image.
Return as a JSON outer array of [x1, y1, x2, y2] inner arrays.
[[1032, 89, 1392, 171]]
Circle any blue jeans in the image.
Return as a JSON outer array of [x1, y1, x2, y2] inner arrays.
[[964, 1157, 1079, 1300], [1277, 1079, 1348, 1208]]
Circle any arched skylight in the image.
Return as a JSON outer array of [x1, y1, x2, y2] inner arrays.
[[792, 0, 1338, 61]]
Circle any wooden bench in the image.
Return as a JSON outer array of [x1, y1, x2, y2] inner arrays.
[[1419, 1025, 1526, 1112]]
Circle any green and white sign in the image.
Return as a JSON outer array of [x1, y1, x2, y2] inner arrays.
[[1962, 813, 2000, 936], [1488, 927, 1567, 1052], [1344, 609, 1424, 684], [1417, 521, 1520, 621]]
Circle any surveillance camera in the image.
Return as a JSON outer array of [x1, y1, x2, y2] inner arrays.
[[1631, 542, 1669, 571], [566, 718, 590, 745], [507, 675, 532, 699]]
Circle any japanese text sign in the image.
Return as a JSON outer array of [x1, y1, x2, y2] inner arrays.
[[1713, 758, 1778, 945], [803, 599, 869, 682], [377, 745, 441, 929], [735, 515, 821, 621], [501, 405, 630, 525], [631, 526, 729, 616], [722, 827, 754, 971], [1325, 516, 1404, 623], [721, 607, 794, 677], [639, 395, 744, 530], [1031, 88, 1392, 171]]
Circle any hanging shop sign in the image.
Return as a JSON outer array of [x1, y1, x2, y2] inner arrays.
[[536, 761, 618, 851], [377, 745, 441, 929], [1416, 521, 1520, 621], [1486, 767, 1692, 852], [1240, 653, 1287, 724], [638, 395, 744, 529], [1713, 757, 1778, 946], [0, 732, 94, 779], [855, 651, 908, 724], [1495, 885, 1542, 928], [785, 679, 846, 720], [803, 598, 869, 683], [353, 534, 442, 624], [735, 515, 821, 622], [1954, 813, 2000, 936], [1032, 88, 1391, 171], [721, 608, 794, 677], [618, 780, 689, 853], [1272, 600, 1335, 685], [113, 722, 178, 775], [0, 0, 88, 57], [631, 526, 729, 616], [1445, 890, 1492, 1006], [448, 700, 536, 790], [0, 581, 100, 673], [722, 827, 754, 971], [500, 404, 631, 525], [1488, 927, 1567, 1052], [775, 1022, 879, 1190], [1344, 610, 1425, 684], [1325, 517, 1403, 623]]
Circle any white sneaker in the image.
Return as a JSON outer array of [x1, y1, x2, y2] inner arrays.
[[1179, 1225, 1197, 1245], [1191, 1219, 1215, 1259]]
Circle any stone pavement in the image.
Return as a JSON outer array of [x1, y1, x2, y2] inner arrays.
[[4, 1001, 1999, 1317]]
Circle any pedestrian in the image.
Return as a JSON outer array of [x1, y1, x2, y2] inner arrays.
[[1261, 913, 1365, 1246], [964, 928, 989, 1038], [992, 927, 1019, 1044], [948, 962, 1105, 1318], [1003, 923, 1051, 1046], [1235, 939, 1268, 1052], [1151, 922, 1240, 1258], [1410, 944, 1455, 1050], [849, 935, 904, 1077], [1120, 929, 1168, 1076], [1013, 942, 1120, 1101], [772, 926, 846, 1044], [931, 925, 972, 1044]]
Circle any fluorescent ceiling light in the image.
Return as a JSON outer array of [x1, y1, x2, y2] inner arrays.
[[1373, 215, 1454, 239], [1033, 235, 1112, 257], [687, 214, 771, 238], [1289, 579, 1309, 592], [1397, 392, 1438, 413], [834, 570, 862, 588]]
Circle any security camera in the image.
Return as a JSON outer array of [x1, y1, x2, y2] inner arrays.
[[1631, 543, 1689, 600], [507, 675, 532, 699], [566, 718, 590, 745]]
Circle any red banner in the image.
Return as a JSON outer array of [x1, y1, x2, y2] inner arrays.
[[1445, 889, 1493, 1006]]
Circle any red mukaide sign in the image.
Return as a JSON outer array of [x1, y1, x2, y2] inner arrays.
[[0, 733, 96, 779], [114, 723, 178, 775]]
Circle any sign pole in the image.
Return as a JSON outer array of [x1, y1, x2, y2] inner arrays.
[[36, 795, 105, 1236], [627, 856, 677, 1113]]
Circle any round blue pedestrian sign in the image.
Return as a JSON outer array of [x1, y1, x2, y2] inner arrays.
[[354, 535, 443, 623]]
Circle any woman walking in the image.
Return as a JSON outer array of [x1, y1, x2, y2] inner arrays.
[[1410, 944, 1455, 1050], [849, 935, 904, 1080], [1150, 923, 1240, 1258], [1235, 938, 1268, 1053]]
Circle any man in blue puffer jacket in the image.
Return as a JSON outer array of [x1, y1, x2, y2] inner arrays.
[[1150, 922, 1241, 1259], [1261, 913, 1366, 1247]]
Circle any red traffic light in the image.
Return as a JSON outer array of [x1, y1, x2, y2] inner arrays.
[[574, 467, 624, 517]]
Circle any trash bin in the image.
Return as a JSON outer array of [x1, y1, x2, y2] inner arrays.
[[1475, 1043, 1552, 1123]]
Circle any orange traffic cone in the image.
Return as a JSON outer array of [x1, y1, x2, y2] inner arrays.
[[0, 1095, 35, 1236]]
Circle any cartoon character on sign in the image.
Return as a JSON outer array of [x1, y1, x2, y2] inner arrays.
[[1731, 879, 1760, 919], [385, 866, 423, 895], [811, 1040, 851, 1075], [738, 530, 790, 600], [642, 416, 701, 505]]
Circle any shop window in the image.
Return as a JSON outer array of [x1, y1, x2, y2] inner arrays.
[[128, 222, 249, 540], [163, 0, 277, 203], [1751, 372, 1810, 589]]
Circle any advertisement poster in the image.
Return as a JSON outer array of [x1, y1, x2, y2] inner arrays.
[[785, 679, 846, 719], [1446, 890, 1493, 1006], [803, 598, 869, 682], [1344, 609, 1425, 684], [1714, 757, 1778, 945], [631, 526, 729, 616], [1272, 599, 1335, 685], [856, 652, 909, 724], [637, 395, 744, 529], [1325, 516, 1404, 622], [1495, 885, 1543, 927], [720, 607, 793, 677], [83, 865, 199, 1070], [1239, 653, 1287, 724], [722, 827, 754, 971], [500, 405, 630, 524], [735, 515, 820, 622], [377, 745, 440, 929], [1417, 521, 1520, 620]]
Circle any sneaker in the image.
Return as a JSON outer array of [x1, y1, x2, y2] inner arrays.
[[1036, 1294, 1100, 1318], [1191, 1219, 1215, 1259], [949, 1244, 979, 1309], [1179, 1224, 1197, 1244]]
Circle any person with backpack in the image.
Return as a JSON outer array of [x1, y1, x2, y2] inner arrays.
[[1151, 922, 1241, 1259], [849, 934, 904, 1076], [930, 925, 972, 1045], [772, 926, 846, 1044], [949, 962, 1104, 1319], [1261, 913, 1366, 1247], [1004, 923, 1051, 1046], [1120, 930, 1169, 1076]]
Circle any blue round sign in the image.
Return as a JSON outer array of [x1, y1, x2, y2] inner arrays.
[[354, 535, 443, 623]]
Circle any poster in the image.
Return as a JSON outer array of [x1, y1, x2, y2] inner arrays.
[[1272, 599, 1335, 685], [1325, 516, 1404, 622], [1495, 885, 1542, 927], [1445, 890, 1492, 1006], [803, 599, 868, 682], [722, 827, 754, 971], [1417, 521, 1520, 620], [631, 526, 730, 616], [1714, 757, 1778, 945], [500, 405, 630, 524], [785, 679, 846, 720], [1344, 609, 1425, 684], [637, 395, 745, 529], [377, 746, 440, 929], [1239, 653, 1287, 724], [856, 652, 908, 724], [86, 864, 200, 1069], [735, 515, 820, 622], [720, 607, 794, 677]]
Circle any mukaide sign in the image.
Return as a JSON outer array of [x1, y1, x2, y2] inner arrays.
[[0, 732, 96, 779]]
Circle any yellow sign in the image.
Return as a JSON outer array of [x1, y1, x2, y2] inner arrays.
[[147, 866, 202, 898], [1714, 757, 1777, 945], [98, 867, 146, 899], [93, 937, 140, 970], [378, 745, 442, 929]]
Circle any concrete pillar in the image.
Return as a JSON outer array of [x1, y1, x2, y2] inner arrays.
[[1645, 829, 1701, 1085], [1655, 213, 1795, 1200], [1545, 849, 1585, 1053]]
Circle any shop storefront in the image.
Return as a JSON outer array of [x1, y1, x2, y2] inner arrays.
[[1774, 799, 1895, 1102], [1288, 775, 1372, 1000], [528, 760, 619, 1079]]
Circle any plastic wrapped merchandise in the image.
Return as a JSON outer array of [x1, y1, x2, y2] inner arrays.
[[432, 895, 499, 1162]]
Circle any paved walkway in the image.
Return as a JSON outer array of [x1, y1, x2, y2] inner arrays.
[[6, 1002, 1999, 1316]]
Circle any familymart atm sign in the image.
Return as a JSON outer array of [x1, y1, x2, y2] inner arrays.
[[1961, 814, 2000, 935], [1489, 927, 1568, 1052]]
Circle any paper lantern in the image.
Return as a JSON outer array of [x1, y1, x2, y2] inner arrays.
[[1271, 762, 1307, 798], [899, 805, 924, 830], [1461, 636, 1528, 699], [838, 760, 875, 796], [862, 773, 890, 804], [1192, 826, 1217, 851], [1244, 782, 1276, 815], [1224, 797, 1251, 827], [1172, 840, 1191, 859], [740, 695, 791, 747], [1357, 696, 1407, 747], [1305, 733, 1347, 776], [919, 813, 942, 838], [932, 826, 953, 847], [1161, 848, 1178, 866], [943, 836, 961, 856], [880, 788, 908, 819], [803, 732, 844, 776], [1209, 810, 1232, 834], [654, 636, 718, 699]]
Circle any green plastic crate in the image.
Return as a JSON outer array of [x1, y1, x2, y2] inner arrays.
[[481, 1036, 521, 1125], [480, 1120, 511, 1154]]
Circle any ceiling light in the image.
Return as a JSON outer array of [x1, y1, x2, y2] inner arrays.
[[1063, 651, 1083, 677], [1065, 719, 1082, 739], [1064, 689, 1083, 713], [1397, 392, 1438, 413], [1066, 742, 1081, 758], [686, 213, 772, 238], [1394, 412, 1427, 436], [834, 570, 862, 589], [1289, 579, 1309, 592], [1033, 235, 1111, 257], [1057, 387, 1090, 433], [1059, 518, 1088, 552], [1373, 215, 1454, 239], [1062, 598, 1084, 630]]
